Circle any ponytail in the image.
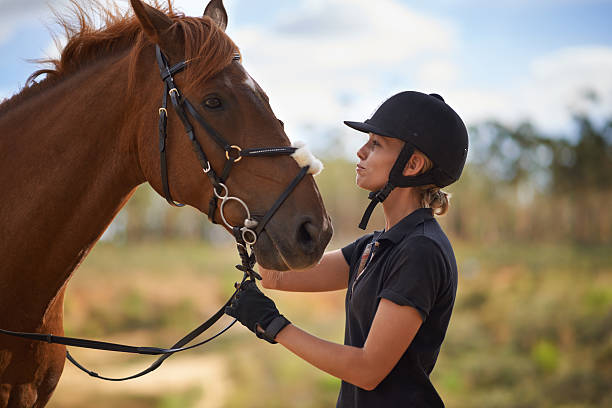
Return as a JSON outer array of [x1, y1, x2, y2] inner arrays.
[[420, 186, 451, 216], [416, 150, 451, 216]]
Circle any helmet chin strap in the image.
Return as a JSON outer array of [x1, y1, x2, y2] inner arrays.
[[358, 143, 438, 230]]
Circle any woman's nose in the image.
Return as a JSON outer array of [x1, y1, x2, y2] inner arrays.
[[357, 143, 367, 160]]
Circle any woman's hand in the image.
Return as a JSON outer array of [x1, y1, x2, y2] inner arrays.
[[225, 279, 291, 343]]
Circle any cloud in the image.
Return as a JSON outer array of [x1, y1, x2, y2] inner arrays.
[[0, 25, 12, 45], [4, 0, 610, 153], [234, 0, 455, 70], [523, 46, 612, 125], [216, 0, 458, 150], [448, 46, 612, 135], [1, 0, 52, 20], [0, 0, 71, 45], [416, 60, 459, 87]]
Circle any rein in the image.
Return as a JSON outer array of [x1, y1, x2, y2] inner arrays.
[[0, 45, 316, 381]]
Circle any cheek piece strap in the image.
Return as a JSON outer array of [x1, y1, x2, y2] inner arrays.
[[0, 46, 326, 382]]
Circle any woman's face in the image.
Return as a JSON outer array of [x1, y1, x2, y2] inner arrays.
[[356, 133, 404, 191]]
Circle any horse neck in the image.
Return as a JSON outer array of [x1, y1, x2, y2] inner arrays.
[[0, 52, 147, 324]]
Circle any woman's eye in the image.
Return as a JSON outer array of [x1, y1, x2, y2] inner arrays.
[[203, 97, 222, 110]]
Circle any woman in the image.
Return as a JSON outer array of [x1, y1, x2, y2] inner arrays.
[[225, 91, 469, 407]]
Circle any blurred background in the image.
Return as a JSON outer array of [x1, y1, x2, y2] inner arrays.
[[1, 0, 611, 407]]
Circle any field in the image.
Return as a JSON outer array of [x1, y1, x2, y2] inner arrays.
[[48, 239, 612, 408]]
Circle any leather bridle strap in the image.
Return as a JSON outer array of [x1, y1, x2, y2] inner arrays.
[[0, 45, 315, 382], [155, 46, 298, 225], [255, 165, 309, 236], [0, 272, 248, 381]]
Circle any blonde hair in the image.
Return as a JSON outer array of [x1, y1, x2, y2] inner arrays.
[[416, 151, 451, 216]]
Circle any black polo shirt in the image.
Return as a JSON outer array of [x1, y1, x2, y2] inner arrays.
[[337, 208, 458, 408]]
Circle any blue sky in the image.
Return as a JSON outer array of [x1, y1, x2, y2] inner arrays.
[[1, 0, 611, 155]]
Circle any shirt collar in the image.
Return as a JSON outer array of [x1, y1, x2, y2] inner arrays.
[[376, 208, 434, 244]]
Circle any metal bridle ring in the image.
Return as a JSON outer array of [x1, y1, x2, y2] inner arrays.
[[241, 227, 257, 245], [169, 88, 179, 97], [225, 145, 243, 162], [213, 183, 229, 200], [219, 196, 252, 230]]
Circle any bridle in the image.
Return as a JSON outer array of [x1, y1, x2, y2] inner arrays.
[[156, 45, 310, 245], [0, 45, 317, 381]]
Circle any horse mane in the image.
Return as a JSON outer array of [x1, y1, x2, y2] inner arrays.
[[0, 0, 238, 114]]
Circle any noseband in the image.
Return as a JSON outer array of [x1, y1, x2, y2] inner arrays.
[[0, 45, 321, 382], [156, 45, 309, 246]]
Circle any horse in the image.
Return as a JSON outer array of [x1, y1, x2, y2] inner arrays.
[[0, 0, 332, 406]]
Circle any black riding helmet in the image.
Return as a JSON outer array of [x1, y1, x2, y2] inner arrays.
[[344, 91, 469, 229]]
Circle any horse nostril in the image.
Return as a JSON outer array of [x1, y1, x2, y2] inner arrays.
[[297, 219, 318, 253]]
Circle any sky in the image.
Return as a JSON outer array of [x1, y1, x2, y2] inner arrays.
[[1, 0, 612, 157]]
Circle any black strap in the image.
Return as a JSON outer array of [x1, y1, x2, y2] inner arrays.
[[1, 45, 316, 383], [358, 182, 394, 230], [388, 143, 438, 187], [183, 99, 229, 150], [241, 147, 297, 157], [258, 315, 291, 344], [0, 272, 248, 382], [255, 166, 309, 236], [65, 297, 237, 381], [159, 81, 184, 207], [359, 142, 439, 230]]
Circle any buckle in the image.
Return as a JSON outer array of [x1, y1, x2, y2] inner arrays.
[[225, 145, 243, 162]]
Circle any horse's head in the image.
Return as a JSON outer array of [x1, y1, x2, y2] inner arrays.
[[129, 0, 332, 270]]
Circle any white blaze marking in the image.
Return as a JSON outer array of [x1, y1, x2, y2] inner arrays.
[[224, 75, 234, 89], [243, 74, 257, 92]]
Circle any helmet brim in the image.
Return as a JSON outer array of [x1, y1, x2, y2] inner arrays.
[[343, 121, 398, 140]]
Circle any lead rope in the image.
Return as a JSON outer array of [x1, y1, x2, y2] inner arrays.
[[0, 232, 259, 382], [63, 238, 259, 381], [0, 144, 314, 381], [0, 45, 323, 381]]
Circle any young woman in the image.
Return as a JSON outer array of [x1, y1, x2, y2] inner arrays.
[[225, 91, 469, 407]]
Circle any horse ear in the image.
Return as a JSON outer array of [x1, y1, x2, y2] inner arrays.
[[204, 0, 228, 31], [130, 0, 173, 44]]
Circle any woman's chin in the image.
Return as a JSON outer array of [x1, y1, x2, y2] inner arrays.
[[356, 178, 383, 192]]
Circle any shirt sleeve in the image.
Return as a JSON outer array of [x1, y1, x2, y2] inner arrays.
[[341, 240, 357, 266], [378, 235, 447, 322]]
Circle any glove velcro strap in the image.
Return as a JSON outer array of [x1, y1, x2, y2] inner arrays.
[[257, 315, 291, 344]]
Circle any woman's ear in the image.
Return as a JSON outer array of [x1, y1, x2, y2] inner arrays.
[[403, 152, 426, 177]]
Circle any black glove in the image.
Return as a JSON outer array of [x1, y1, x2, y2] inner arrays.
[[225, 279, 291, 344]]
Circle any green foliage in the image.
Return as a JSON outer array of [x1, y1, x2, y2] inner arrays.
[[156, 386, 203, 408], [550, 114, 612, 193], [52, 100, 612, 407], [433, 241, 612, 408], [108, 103, 612, 246], [531, 340, 560, 373], [53, 240, 612, 408]]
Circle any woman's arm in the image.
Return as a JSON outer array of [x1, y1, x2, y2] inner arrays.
[[260, 249, 350, 292], [274, 298, 423, 390]]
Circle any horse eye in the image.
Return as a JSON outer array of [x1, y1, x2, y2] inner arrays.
[[203, 97, 222, 110], [278, 119, 284, 128]]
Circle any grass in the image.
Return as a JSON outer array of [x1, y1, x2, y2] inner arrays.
[[49, 239, 612, 408]]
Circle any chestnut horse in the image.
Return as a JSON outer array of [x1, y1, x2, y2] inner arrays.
[[0, 0, 332, 406]]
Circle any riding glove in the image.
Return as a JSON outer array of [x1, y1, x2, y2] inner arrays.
[[225, 279, 291, 344]]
